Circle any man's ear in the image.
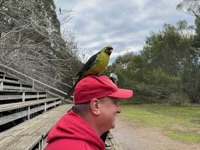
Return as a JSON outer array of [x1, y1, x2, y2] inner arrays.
[[90, 98, 101, 115]]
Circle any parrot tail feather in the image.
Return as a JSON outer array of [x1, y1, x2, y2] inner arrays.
[[66, 85, 75, 99], [65, 77, 81, 99]]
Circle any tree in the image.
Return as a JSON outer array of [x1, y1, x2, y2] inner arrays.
[[108, 21, 199, 104], [177, 0, 200, 18], [0, 0, 80, 91], [142, 23, 193, 76], [177, 0, 200, 103]]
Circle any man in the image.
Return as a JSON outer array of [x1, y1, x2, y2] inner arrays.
[[109, 73, 118, 84], [45, 75, 133, 150]]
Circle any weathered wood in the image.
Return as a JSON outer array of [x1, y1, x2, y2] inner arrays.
[[0, 110, 55, 139], [0, 99, 61, 125], [0, 95, 22, 100], [0, 109, 28, 125], [0, 91, 46, 101], [0, 135, 42, 150], [45, 101, 61, 109], [12, 135, 41, 150], [0, 79, 19, 84], [0, 80, 33, 91], [0, 98, 60, 112], [3, 85, 32, 91], [0, 104, 72, 150], [0, 95, 46, 100], [0, 117, 44, 145]]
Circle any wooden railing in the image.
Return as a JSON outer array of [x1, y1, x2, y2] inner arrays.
[[0, 63, 72, 101]]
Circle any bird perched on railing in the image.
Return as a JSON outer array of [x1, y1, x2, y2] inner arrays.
[[66, 46, 113, 99]]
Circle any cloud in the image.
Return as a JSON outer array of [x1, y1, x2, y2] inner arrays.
[[54, 0, 195, 62]]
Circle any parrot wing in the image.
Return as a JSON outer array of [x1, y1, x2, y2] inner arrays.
[[66, 52, 99, 99], [76, 52, 99, 78]]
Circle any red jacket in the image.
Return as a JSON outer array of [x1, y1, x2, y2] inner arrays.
[[45, 111, 105, 150]]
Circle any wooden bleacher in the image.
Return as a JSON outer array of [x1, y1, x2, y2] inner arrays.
[[0, 104, 72, 150], [0, 70, 72, 150], [0, 91, 47, 103]]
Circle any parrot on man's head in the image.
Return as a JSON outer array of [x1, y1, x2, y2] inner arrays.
[[66, 46, 113, 99]]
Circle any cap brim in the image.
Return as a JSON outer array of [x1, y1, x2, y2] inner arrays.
[[107, 89, 133, 99]]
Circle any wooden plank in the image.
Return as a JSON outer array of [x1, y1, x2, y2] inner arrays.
[[0, 109, 28, 125], [35, 104, 72, 137], [0, 79, 19, 84], [0, 95, 22, 100], [0, 109, 57, 140], [3, 86, 32, 91], [0, 120, 47, 150], [0, 117, 44, 145], [3, 85, 21, 90], [10, 135, 41, 150], [22, 87, 33, 91], [0, 94, 46, 101], [46, 101, 61, 109], [0, 104, 72, 150], [0, 100, 61, 125], [0, 98, 60, 112], [0, 135, 42, 150], [25, 94, 46, 99], [1, 106, 67, 150]]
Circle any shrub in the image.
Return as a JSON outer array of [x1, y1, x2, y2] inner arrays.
[[167, 92, 191, 106]]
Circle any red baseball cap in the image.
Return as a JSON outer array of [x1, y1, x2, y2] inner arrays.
[[74, 75, 133, 104]]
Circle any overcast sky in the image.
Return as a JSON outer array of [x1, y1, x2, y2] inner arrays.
[[54, 0, 194, 63]]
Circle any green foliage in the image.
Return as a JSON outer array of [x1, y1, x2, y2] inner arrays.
[[167, 92, 191, 106], [109, 19, 199, 104], [142, 23, 193, 76], [109, 52, 183, 104], [176, 1, 200, 103]]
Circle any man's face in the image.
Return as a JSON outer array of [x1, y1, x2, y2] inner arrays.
[[98, 97, 121, 131]]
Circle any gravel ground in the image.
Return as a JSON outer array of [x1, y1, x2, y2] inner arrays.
[[111, 116, 200, 150]]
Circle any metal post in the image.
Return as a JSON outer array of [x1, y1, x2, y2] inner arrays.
[[0, 82, 3, 91], [20, 84, 22, 91], [72, 77, 76, 102], [32, 79, 35, 91], [22, 92, 25, 102], [28, 106, 30, 120], [44, 103, 47, 112]]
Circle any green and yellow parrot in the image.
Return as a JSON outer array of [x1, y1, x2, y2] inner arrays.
[[66, 46, 113, 99]]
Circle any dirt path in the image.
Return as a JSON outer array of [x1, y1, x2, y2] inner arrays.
[[111, 116, 200, 150]]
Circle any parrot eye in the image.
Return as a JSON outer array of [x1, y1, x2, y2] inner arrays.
[[104, 48, 112, 55]]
